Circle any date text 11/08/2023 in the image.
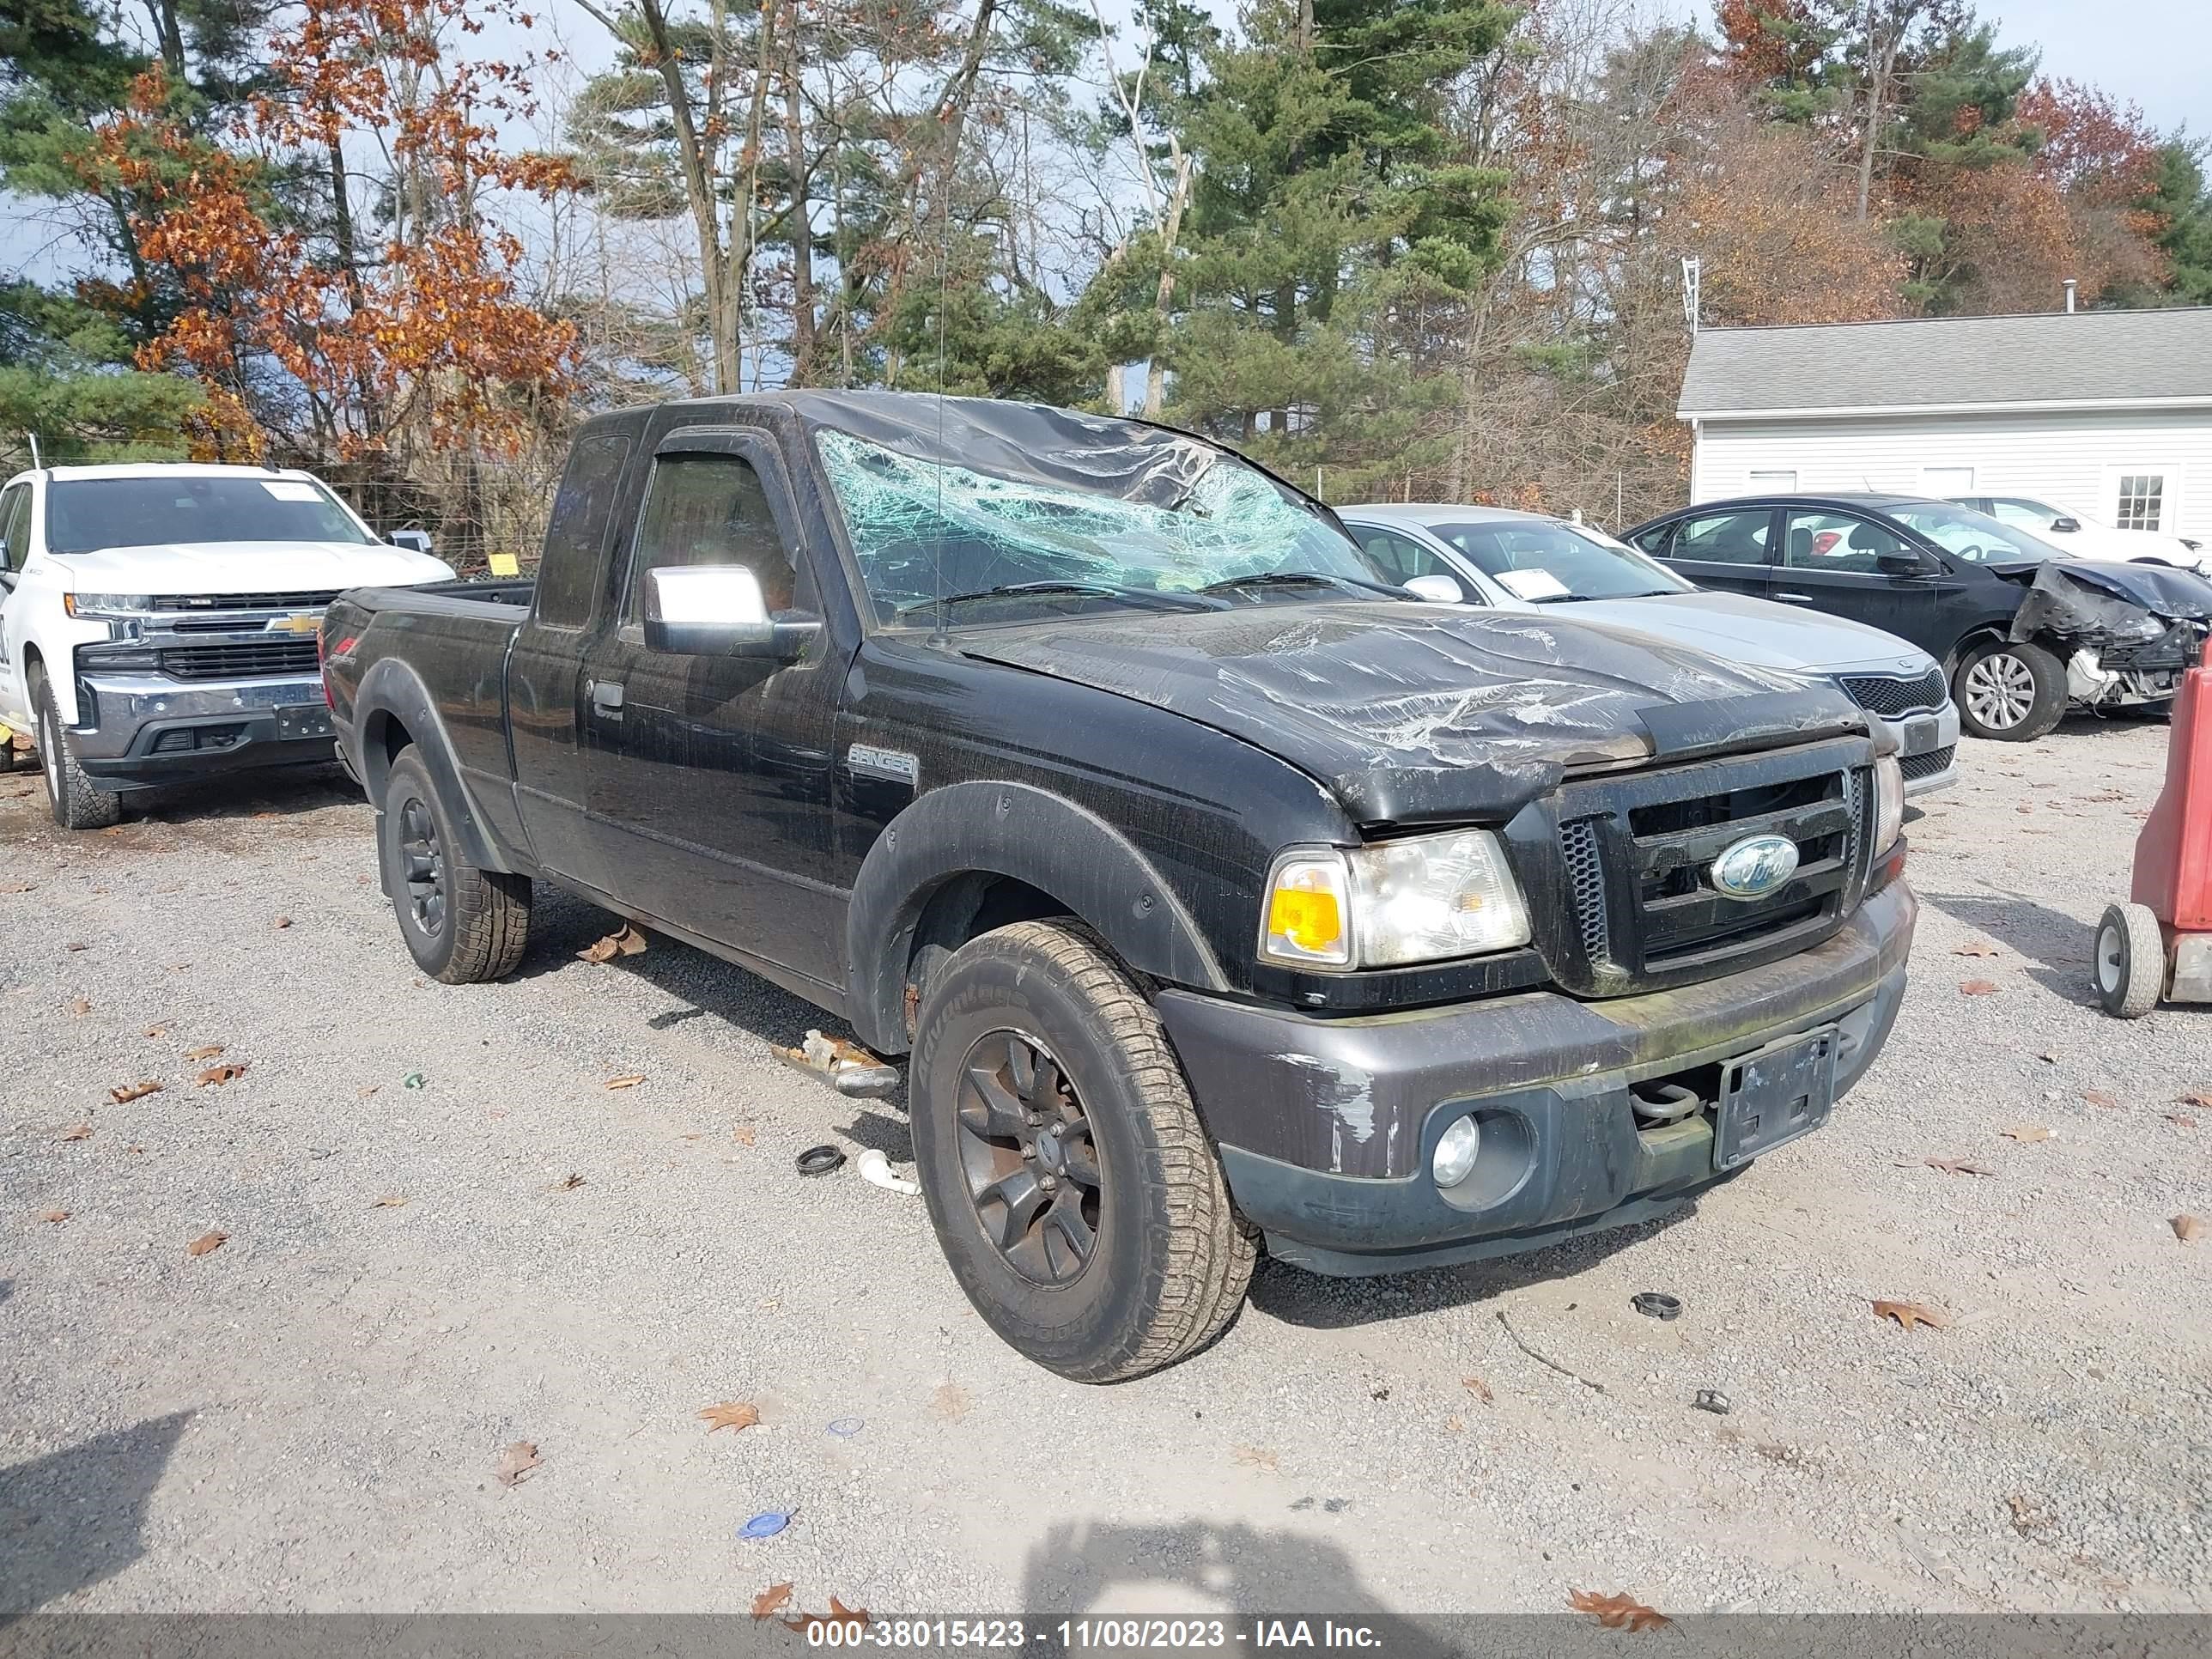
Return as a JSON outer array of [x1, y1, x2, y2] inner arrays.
[[801, 1620, 1385, 1650]]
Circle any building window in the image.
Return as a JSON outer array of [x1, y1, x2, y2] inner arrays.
[[1747, 470, 1798, 492], [2115, 474, 2166, 531]]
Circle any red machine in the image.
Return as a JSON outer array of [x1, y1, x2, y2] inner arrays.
[[2096, 635, 2212, 1017]]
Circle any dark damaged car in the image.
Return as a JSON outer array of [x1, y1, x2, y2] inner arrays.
[[321, 393, 1918, 1381], [1626, 492, 2212, 743]]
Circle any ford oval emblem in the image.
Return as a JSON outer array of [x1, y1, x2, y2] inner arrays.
[[1711, 833, 1799, 902]]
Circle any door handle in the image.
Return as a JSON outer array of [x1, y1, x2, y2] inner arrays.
[[1773, 592, 1814, 604], [587, 678, 624, 714]]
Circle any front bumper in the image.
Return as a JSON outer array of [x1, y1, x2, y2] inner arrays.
[[70, 672, 338, 788], [1880, 702, 1960, 797], [1158, 880, 1917, 1275]]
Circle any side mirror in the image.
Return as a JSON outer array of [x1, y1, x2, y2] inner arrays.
[[1403, 574, 1466, 604], [2050, 516, 2081, 533], [1875, 550, 1932, 576], [387, 528, 435, 555], [644, 564, 817, 659]]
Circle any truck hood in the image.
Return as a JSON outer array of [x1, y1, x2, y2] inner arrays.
[[1519, 591, 1935, 678], [49, 540, 455, 594], [959, 602, 1869, 824]]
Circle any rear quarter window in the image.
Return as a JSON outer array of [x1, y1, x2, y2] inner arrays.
[[534, 433, 635, 629]]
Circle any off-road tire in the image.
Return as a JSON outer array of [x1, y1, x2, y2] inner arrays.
[[2093, 901, 2165, 1019], [1953, 639, 2066, 742], [380, 745, 531, 982], [909, 920, 1256, 1382], [35, 678, 121, 830]]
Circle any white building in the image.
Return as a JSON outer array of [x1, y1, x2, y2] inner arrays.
[[1678, 307, 2212, 538]]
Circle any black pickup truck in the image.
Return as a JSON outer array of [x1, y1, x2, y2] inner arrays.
[[322, 392, 1918, 1382]]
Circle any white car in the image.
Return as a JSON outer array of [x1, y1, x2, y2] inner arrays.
[[1949, 494, 2211, 577], [0, 462, 454, 828], [1340, 503, 1960, 795]]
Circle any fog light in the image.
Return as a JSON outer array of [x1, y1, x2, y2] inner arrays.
[[1432, 1115, 1481, 1188]]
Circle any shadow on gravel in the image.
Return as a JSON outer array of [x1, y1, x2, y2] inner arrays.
[[1917, 889, 2094, 999], [1020, 1518, 1435, 1637], [0, 1278, 11, 1307], [1247, 1205, 1692, 1331], [120, 763, 362, 830], [0, 1411, 191, 1614]]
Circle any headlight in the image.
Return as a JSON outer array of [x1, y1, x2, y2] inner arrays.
[[62, 593, 156, 617], [1874, 756, 1903, 853], [1260, 830, 1531, 970]]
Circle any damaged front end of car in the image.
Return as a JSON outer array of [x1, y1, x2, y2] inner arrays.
[[2003, 561, 2212, 712]]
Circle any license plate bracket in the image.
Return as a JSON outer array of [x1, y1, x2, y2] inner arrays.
[[276, 704, 335, 740], [1713, 1025, 1838, 1171]]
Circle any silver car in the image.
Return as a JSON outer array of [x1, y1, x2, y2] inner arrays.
[[1340, 504, 1961, 796]]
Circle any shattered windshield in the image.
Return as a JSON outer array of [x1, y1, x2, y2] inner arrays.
[[1887, 503, 2057, 564], [815, 428, 1382, 624]]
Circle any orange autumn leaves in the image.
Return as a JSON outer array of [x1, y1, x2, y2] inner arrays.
[[92, 0, 578, 465]]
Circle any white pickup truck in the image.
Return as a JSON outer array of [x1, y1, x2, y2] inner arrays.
[[0, 462, 454, 828]]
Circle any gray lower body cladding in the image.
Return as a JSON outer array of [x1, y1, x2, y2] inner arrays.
[[1156, 881, 1917, 1275]]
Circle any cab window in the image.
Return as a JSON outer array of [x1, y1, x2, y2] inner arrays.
[[626, 452, 796, 625]]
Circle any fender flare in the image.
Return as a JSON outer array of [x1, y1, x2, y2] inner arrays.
[[844, 779, 1230, 1054], [351, 654, 519, 875]]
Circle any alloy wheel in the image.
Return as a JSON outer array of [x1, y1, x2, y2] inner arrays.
[[398, 795, 447, 938], [1962, 651, 2037, 731], [953, 1030, 1103, 1285]]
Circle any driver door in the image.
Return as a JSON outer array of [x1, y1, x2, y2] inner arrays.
[[0, 483, 32, 727], [1771, 508, 1956, 659], [580, 426, 848, 989]]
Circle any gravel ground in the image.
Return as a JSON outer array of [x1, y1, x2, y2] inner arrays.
[[3, 717, 2208, 1619]]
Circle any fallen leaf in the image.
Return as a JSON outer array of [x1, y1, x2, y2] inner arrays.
[[2081, 1090, 2119, 1109], [2008, 1493, 2054, 1535], [39, 1208, 70, 1223], [1444, 1413, 1463, 1431], [196, 1062, 247, 1087], [733, 1124, 757, 1146], [183, 1044, 225, 1060], [58, 1124, 92, 1142], [554, 1173, 586, 1191], [2173, 1214, 2205, 1244], [751, 1583, 794, 1620], [2164, 1114, 2198, 1129], [605, 1074, 647, 1091], [1232, 1445, 1279, 1471], [1567, 1589, 1669, 1632], [1, 880, 32, 892], [1462, 1376, 1494, 1404], [1923, 1157, 1995, 1176], [2001, 1125, 2057, 1143], [1959, 979, 1999, 996], [185, 1231, 228, 1257], [371, 1195, 408, 1208], [699, 1401, 761, 1434], [2179, 1090, 2212, 1109], [1952, 940, 2002, 957], [786, 1599, 870, 1636], [69, 996, 92, 1016], [1871, 1299, 1952, 1331], [65, 941, 87, 951], [273, 916, 292, 929], [577, 924, 647, 963], [2038, 1051, 2058, 1064], [108, 1081, 162, 1104], [143, 1024, 170, 1038], [359, 1086, 380, 1100], [930, 1382, 969, 1420], [495, 1441, 541, 1486]]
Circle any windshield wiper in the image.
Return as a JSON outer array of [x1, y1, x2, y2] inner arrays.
[[894, 580, 1210, 622], [1195, 570, 1399, 598]]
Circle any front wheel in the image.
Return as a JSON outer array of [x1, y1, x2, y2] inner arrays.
[[909, 921, 1255, 1382], [1954, 640, 2065, 742], [35, 679, 121, 830], [379, 746, 532, 982], [2094, 902, 2165, 1018]]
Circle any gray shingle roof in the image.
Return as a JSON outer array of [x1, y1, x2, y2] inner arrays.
[[1678, 307, 2212, 416]]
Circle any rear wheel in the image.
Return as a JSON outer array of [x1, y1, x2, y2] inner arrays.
[[379, 746, 531, 981], [35, 678, 121, 830], [908, 920, 1255, 1382], [2093, 902, 2165, 1019], [1954, 640, 2065, 742]]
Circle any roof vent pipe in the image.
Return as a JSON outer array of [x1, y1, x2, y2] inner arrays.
[[2063, 277, 2077, 313]]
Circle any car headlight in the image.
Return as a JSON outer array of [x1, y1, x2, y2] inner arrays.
[[62, 593, 156, 617], [1260, 830, 1532, 970], [1874, 755, 1903, 853]]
